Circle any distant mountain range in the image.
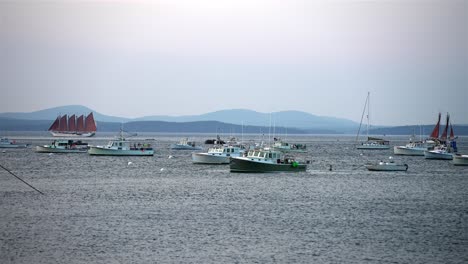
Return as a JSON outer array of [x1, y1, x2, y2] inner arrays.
[[0, 105, 359, 132], [1, 105, 467, 135]]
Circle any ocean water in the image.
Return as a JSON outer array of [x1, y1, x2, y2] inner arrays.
[[1, 134, 467, 263]]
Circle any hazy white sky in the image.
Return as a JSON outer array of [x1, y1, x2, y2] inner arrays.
[[1, 0, 467, 125]]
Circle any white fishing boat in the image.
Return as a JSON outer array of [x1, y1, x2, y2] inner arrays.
[[88, 130, 154, 156], [271, 139, 307, 153], [35, 140, 89, 153], [192, 145, 245, 164], [0, 137, 29, 148], [355, 92, 390, 150], [424, 146, 453, 160], [170, 138, 203, 150], [366, 160, 408, 171], [452, 154, 468, 166], [49, 113, 96, 137], [230, 148, 307, 173]]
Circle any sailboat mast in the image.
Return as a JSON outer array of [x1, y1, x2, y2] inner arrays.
[[367, 92, 370, 139]]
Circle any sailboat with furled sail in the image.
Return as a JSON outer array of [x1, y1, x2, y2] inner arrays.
[[48, 112, 97, 137], [356, 92, 390, 150]]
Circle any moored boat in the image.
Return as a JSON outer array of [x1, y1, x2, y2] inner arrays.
[[355, 92, 390, 150], [424, 146, 453, 160], [170, 138, 203, 150], [88, 131, 154, 156], [35, 140, 89, 153], [271, 139, 307, 153], [230, 149, 307, 173], [0, 137, 29, 148], [366, 161, 408, 171], [192, 145, 245, 164], [452, 154, 468, 166], [49, 113, 96, 137]]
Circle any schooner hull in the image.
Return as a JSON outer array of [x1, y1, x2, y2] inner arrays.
[[50, 131, 95, 137], [88, 147, 154, 156], [229, 158, 307, 173]]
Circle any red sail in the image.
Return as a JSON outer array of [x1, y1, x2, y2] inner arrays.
[[76, 115, 85, 132], [59, 115, 68, 132], [450, 123, 455, 140], [48, 116, 60, 131], [440, 114, 450, 141], [429, 113, 441, 139], [68, 115, 76, 132], [84, 112, 97, 132]]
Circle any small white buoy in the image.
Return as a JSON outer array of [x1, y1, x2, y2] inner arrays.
[[168, 155, 173, 159], [360, 153, 363, 156], [389, 156, 393, 160], [127, 161, 133, 166], [160, 168, 165, 172]]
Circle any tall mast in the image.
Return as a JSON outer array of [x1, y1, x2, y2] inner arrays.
[[367, 92, 370, 139]]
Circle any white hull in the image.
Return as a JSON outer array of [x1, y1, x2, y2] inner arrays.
[[35, 145, 87, 153], [357, 144, 390, 150], [50, 131, 95, 137], [366, 164, 408, 171], [453, 155, 468, 166], [424, 150, 453, 160], [393, 146, 426, 156], [192, 153, 233, 164], [88, 146, 154, 156], [170, 144, 203, 150], [0, 143, 28, 148]]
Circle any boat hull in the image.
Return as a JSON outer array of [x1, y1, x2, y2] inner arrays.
[[230, 157, 307, 173], [453, 155, 468, 166], [88, 146, 154, 156], [35, 145, 87, 153], [50, 131, 95, 137], [424, 150, 453, 160], [170, 144, 203, 150], [0, 144, 28, 148], [192, 153, 233, 164], [357, 145, 390, 150], [393, 146, 426, 156], [366, 164, 408, 171]]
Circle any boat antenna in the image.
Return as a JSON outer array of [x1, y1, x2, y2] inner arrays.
[[355, 92, 369, 142], [0, 164, 44, 195]]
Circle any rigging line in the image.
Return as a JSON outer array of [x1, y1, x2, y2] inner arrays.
[[355, 93, 369, 142], [0, 164, 44, 195]]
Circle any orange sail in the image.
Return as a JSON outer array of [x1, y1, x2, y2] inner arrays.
[[68, 115, 76, 132], [429, 113, 441, 139], [76, 115, 85, 132], [84, 113, 97, 132]]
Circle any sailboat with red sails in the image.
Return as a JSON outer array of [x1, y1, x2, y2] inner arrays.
[[424, 113, 457, 160], [48, 112, 97, 137]]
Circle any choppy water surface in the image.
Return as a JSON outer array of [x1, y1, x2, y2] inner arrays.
[[1, 134, 467, 263]]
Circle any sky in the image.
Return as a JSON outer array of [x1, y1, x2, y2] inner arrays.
[[1, 0, 467, 126]]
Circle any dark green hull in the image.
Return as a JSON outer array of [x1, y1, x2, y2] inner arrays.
[[230, 158, 307, 173]]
